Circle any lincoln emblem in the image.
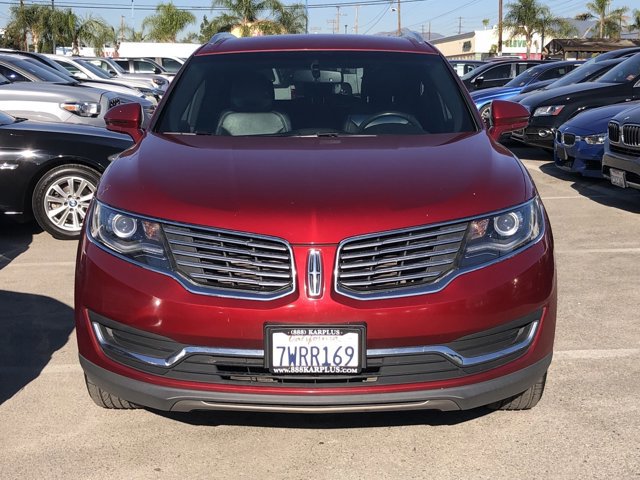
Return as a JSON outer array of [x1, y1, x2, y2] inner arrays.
[[307, 249, 323, 298]]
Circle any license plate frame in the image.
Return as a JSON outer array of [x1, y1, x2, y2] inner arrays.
[[264, 324, 366, 375], [610, 168, 627, 188]]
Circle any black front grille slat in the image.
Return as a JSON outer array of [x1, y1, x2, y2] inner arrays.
[[608, 122, 620, 143], [163, 224, 294, 296], [622, 124, 640, 148], [337, 221, 468, 294]]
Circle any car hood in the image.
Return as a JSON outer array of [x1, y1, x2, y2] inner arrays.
[[560, 102, 640, 134], [519, 82, 615, 108], [98, 132, 530, 244], [0, 81, 104, 101], [6, 118, 133, 141], [471, 86, 523, 105], [611, 102, 640, 122]]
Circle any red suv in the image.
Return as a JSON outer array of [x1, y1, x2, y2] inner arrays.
[[75, 33, 556, 413]]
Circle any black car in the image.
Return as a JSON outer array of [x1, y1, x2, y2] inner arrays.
[[517, 57, 624, 96], [602, 103, 640, 190], [0, 111, 132, 239], [461, 59, 545, 91], [514, 47, 640, 97], [515, 53, 640, 150]]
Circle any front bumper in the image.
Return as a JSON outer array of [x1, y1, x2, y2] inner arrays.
[[512, 126, 555, 150], [75, 223, 556, 412], [554, 138, 604, 178], [602, 148, 640, 190], [81, 353, 552, 413]]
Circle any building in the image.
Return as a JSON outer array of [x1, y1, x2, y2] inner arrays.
[[431, 27, 548, 60]]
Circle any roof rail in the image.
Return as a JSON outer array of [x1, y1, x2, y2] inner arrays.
[[208, 33, 236, 45]]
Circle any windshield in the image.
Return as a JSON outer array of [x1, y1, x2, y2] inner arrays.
[[505, 67, 540, 87], [597, 53, 640, 84], [76, 59, 111, 79], [545, 62, 611, 88], [156, 51, 476, 137], [14, 57, 74, 83]]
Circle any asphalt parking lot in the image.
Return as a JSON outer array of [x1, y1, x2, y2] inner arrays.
[[1, 146, 639, 479]]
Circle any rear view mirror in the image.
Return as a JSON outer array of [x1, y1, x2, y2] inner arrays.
[[104, 103, 144, 143], [488, 100, 530, 142], [293, 70, 343, 83]]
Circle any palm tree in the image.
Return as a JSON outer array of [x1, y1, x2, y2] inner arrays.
[[52, 9, 111, 56], [630, 9, 640, 38], [142, 2, 196, 42], [273, 3, 307, 34], [208, 0, 306, 37], [578, 0, 628, 39], [8, 4, 52, 52], [503, 0, 571, 58]]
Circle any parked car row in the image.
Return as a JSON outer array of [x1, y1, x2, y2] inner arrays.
[[468, 47, 640, 193], [0, 50, 175, 238]]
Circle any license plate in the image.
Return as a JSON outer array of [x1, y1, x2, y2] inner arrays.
[[557, 146, 567, 161], [610, 168, 627, 188], [265, 325, 365, 374]]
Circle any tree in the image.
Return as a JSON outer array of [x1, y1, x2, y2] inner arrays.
[[7, 4, 52, 52], [628, 9, 640, 38], [578, 0, 628, 39], [503, 0, 573, 58], [482, 18, 490, 29], [142, 2, 196, 42], [207, 0, 307, 37], [53, 10, 111, 56]]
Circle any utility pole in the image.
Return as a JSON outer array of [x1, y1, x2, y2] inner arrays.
[[327, 19, 338, 34], [458, 16, 462, 35], [428, 21, 431, 40], [305, 0, 309, 33], [51, 0, 56, 54], [397, 0, 401, 35], [354, 5, 359, 34], [337, 6, 341, 33], [120, 15, 125, 42], [498, 0, 503, 55]]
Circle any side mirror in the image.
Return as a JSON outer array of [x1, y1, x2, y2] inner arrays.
[[104, 103, 144, 143], [488, 100, 530, 142], [154, 67, 162, 74], [472, 76, 484, 86], [108, 69, 117, 77]]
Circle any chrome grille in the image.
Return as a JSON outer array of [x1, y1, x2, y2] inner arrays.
[[336, 222, 468, 296], [622, 124, 640, 148], [163, 224, 294, 298], [608, 122, 620, 143]]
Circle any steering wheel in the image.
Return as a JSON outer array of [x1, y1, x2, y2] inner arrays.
[[357, 112, 423, 133]]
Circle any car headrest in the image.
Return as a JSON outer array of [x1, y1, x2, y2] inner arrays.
[[230, 75, 275, 112]]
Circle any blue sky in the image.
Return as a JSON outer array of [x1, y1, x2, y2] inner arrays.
[[0, 0, 633, 39]]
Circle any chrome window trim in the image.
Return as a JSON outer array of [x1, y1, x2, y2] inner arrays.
[[334, 197, 546, 301], [87, 201, 297, 302], [92, 319, 538, 369]]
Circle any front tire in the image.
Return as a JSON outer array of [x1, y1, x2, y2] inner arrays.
[[85, 376, 139, 409], [488, 372, 547, 410], [32, 164, 100, 240]]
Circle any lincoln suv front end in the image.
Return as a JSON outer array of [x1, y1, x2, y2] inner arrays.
[[75, 33, 556, 414]]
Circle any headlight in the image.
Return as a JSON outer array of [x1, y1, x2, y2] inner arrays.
[[533, 105, 565, 117], [583, 133, 606, 145], [89, 201, 170, 269], [60, 101, 101, 117], [460, 198, 544, 268]]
